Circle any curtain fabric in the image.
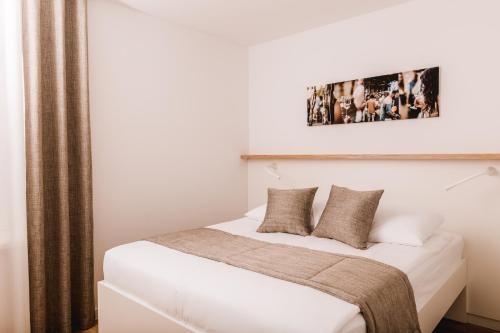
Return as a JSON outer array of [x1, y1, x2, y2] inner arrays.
[[22, 0, 95, 332], [0, 0, 30, 332]]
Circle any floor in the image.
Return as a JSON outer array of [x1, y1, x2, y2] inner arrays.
[[78, 326, 97, 333], [434, 319, 499, 333], [79, 319, 498, 333]]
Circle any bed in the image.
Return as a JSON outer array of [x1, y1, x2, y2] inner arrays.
[[98, 217, 466, 333]]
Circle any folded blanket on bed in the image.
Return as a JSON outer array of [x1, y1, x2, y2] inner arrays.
[[148, 228, 421, 333]]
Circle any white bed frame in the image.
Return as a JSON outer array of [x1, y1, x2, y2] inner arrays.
[[98, 259, 467, 333]]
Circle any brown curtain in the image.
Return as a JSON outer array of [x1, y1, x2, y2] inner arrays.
[[22, 0, 95, 332]]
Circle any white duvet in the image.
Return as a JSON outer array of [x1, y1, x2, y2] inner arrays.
[[103, 218, 463, 333]]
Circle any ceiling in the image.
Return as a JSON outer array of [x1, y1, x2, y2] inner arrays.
[[114, 0, 413, 45]]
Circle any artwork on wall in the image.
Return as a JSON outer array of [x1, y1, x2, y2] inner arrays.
[[307, 67, 439, 126]]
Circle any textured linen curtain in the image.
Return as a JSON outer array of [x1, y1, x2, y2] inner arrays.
[[1, 0, 30, 332], [22, 0, 95, 332]]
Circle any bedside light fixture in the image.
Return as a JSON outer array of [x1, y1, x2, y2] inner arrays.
[[445, 166, 498, 191], [265, 162, 281, 179]]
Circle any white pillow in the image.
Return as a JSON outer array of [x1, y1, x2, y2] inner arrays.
[[312, 200, 326, 226], [244, 204, 267, 222], [368, 211, 444, 246], [245, 203, 324, 226]]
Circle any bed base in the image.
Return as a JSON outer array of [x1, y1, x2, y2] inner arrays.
[[98, 259, 467, 333], [418, 259, 467, 332]]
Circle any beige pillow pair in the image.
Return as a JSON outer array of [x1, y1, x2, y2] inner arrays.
[[257, 185, 384, 249]]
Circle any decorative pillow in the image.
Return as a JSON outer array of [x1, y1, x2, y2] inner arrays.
[[257, 187, 318, 236], [246, 202, 322, 226], [369, 211, 444, 246], [312, 185, 384, 249]]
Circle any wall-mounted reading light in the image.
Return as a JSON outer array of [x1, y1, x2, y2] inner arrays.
[[265, 162, 281, 179], [445, 166, 498, 191]]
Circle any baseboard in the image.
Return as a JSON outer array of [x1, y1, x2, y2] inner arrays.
[[467, 313, 500, 331], [445, 286, 500, 331]]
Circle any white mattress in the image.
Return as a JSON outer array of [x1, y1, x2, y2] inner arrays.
[[103, 218, 464, 333]]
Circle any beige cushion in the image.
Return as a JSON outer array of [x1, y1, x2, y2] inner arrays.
[[312, 185, 384, 249], [257, 187, 318, 236]]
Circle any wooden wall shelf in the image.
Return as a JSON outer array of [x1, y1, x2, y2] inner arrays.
[[241, 154, 500, 161]]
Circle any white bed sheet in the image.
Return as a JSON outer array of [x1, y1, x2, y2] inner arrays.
[[103, 218, 464, 333]]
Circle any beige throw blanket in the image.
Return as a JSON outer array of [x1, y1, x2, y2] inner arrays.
[[148, 228, 421, 333]]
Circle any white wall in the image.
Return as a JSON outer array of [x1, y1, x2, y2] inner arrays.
[[88, 0, 248, 286], [248, 0, 500, 325]]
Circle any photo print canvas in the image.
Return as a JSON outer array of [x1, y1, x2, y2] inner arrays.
[[307, 67, 439, 126]]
